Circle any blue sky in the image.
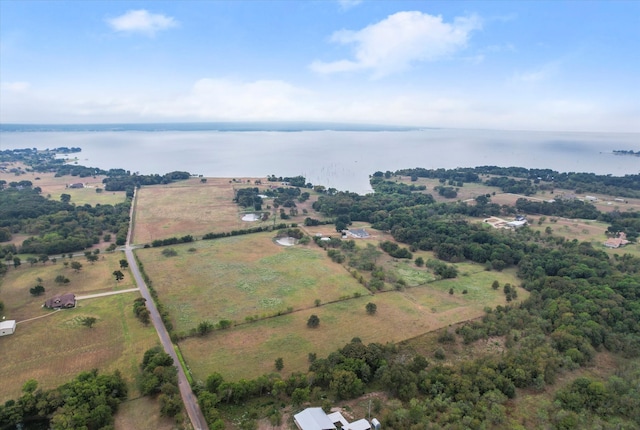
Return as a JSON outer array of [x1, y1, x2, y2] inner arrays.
[[1, 0, 638, 132]]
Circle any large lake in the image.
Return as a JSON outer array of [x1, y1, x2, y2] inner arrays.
[[1, 128, 638, 194]]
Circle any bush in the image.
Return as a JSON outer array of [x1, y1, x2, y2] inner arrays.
[[307, 314, 320, 328], [162, 248, 178, 257]]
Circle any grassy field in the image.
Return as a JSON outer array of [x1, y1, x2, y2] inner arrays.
[[135, 232, 369, 334], [0, 162, 127, 206], [3, 252, 137, 321], [114, 397, 176, 430], [0, 252, 156, 403], [394, 176, 503, 203], [179, 270, 518, 382]]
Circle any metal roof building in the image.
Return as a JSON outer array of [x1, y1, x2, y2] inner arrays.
[[0, 320, 17, 336], [294, 408, 337, 430]]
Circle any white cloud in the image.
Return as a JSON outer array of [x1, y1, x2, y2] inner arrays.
[[148, 78, 314, 120], [1, 81, 30, 92], [106, 10, 178, 37], [511, 61, 559, 83], [310, 11, 482, 78], [338, 0, 362, 11], [1, 77, 636, 133]]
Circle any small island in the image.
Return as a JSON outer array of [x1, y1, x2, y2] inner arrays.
[[613, 149, 640, 156]]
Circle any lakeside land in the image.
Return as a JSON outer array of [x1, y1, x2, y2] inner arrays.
[[1, 148, 640, 429]]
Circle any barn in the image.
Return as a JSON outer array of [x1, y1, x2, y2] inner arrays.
[[0, 320, 17, 336]]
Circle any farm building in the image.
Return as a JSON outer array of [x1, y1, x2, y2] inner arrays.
[[45, 293, 76, 309], [68, 183, 84, 189], [294, 407, 372, 430], [604, 232, 630, 249], [345, 228, 370, 239], [0, 320, 17, 336]]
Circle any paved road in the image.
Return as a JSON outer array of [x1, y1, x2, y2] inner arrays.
[[125, 189, 209, 430]]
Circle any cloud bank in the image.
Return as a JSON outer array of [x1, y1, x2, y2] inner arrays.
[[106, 10, 178, 36], [310, 11, 482, 78]]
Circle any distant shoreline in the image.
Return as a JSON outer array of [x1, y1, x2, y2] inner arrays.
[[0, 122, 422, 133], [613, 150, 640, 157]]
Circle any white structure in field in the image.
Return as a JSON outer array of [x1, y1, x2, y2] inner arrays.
[[294, 407, 373, 430], [0, 320, 17, 336]]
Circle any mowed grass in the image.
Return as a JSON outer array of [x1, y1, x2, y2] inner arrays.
[[135, 233, 369, 333], [180, 268, 517, 382], [0, 252, 153, 402]]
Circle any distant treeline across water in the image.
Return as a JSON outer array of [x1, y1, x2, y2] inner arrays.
[[1, 125, 638, 194], [0, 122, 419, 133]]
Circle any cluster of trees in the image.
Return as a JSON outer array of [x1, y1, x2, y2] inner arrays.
[[201, 223, 290, 241], [139, 347, 183, 419], [379, 240, 412, 259], [102, 170, 191, 197], [0, 186, 131, 254], [394, 167, 481, 184], [370, 177, 427, 194], [515, 197, 600, 219], [602, 210, 640, 241], [266, 175, 309, 187], [0, 370, 127, 429], [485, 176, 537, 195], [151, 235, 194, 247], [133, 298, 150, 324], [434, 185, 458, 198], [234, 187, 263, 210]]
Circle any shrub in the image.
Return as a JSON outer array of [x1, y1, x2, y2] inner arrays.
[[307, 314, 320, 328]]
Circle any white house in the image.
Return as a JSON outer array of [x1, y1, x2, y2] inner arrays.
[[0, 320, 17, 336]]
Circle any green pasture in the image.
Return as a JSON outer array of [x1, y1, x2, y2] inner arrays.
[[135, 233, 369, 333], [179, 264, 517, 382], [59, 187, 127, 206]]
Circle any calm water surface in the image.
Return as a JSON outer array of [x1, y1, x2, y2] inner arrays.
[[1, 129, 638, 194]]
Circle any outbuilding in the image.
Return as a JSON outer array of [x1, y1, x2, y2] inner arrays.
[[0, 320, 17, 336]]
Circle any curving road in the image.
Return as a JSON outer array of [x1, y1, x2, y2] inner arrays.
[[125, 189, 209, 430]]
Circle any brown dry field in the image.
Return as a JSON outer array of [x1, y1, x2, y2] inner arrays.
[[132, 178, 322, 244], [0, 161, 127, 206], [0, 252, 158, 403]]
